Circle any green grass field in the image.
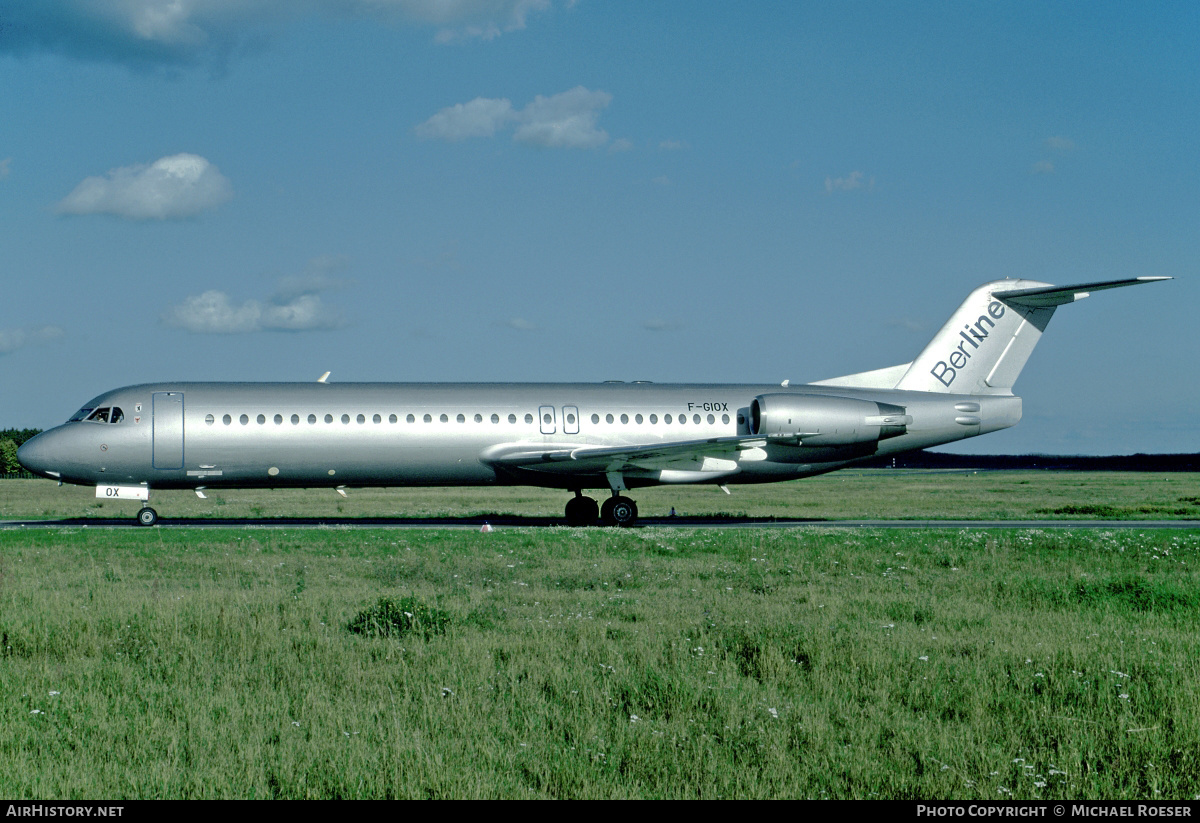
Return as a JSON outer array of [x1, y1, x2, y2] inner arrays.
[[2, 517, 1199, 798], [3, 471, 1200, 522]]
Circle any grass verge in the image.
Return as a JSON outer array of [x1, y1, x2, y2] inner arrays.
[[1, 526, 1198, 798]]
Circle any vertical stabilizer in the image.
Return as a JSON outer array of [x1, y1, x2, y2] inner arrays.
[[895, 277, 1170, 395]]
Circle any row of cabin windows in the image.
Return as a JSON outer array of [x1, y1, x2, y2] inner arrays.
[[201, 411, 733, 427], [205, 412, 536, 426], [592, 412, 731, 426]]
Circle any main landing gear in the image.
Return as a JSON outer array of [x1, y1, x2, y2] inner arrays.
[[564, 491, 639, 527], [564, 492, 599, 527]]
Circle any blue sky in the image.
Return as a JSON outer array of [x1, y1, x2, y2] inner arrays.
[[1, 1, 1196, 454]]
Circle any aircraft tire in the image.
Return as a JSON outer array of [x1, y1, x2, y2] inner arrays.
[[601, 495, 638, 527], [565, 495, 599, 527], [137, 507, 159, 527]]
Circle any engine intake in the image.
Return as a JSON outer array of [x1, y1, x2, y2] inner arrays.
[[749, 394, 910, 446]]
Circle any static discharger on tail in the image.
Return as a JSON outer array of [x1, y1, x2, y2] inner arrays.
[[18, 277, 1171, 526]]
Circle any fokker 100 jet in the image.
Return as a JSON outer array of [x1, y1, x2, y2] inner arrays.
[[18, 277, 1169, 526]]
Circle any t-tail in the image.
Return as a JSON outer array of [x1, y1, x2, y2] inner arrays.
[[893, 277, 1171, 395]]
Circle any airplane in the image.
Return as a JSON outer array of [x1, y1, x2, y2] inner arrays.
[[18, 276, 1170, 527]]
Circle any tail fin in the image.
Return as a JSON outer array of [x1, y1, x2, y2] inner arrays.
[[894, 277, 1170, 395]]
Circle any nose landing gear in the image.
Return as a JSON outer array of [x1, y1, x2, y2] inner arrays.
[[136, 506, 159, 527]]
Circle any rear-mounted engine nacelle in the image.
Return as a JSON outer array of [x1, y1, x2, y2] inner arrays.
[[749, 394, 910, 446]]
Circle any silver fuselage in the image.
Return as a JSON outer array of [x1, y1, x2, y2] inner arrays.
[[18, 381, 1021, 491]]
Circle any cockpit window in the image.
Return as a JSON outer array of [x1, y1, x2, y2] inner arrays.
[[69, 408, 95, 422], [83, 407, 123, 424]]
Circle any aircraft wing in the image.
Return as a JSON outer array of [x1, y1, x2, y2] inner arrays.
[[480, 435, 772, 479]]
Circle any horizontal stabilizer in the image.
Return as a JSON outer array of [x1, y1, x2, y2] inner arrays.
[[993, 277, 1172, 308]]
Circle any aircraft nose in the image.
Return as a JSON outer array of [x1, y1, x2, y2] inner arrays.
[[17, 432, 60, 479]]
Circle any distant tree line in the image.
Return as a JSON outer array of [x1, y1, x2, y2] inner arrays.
[[862, 451, 1200, 472], [0, 428, 42, 475]]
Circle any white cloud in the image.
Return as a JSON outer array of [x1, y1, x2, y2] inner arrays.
[[164, 291, 267, 334], [0, 326, 65, 355], [0, 158, 10, 180], [513, 87, 611, 149], [503, 317, 538, 331], [414, 97, 516, 140], [163, 262, 348, 333], [824, 170, 874, 194], [1045, 136, 1077, 152], [1032, 160, 1055, 175], [0, 2, 557, 68], [425, 0, 552, 42], [417, 86, 615, 150], [162, 291, 345, 333], [273, 255, 354, 300], [888, 317, 926, 333], [56, 153, 233, 220]]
